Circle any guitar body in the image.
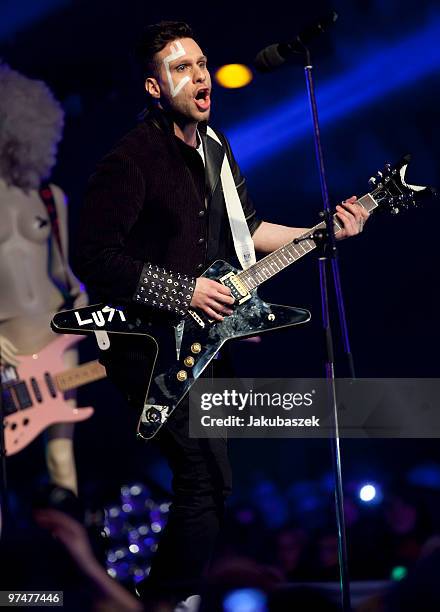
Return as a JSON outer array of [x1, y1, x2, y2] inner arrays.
[[51, 259, 311, 440], [2, 335, 94, 456], [50, 155, 434, 440]]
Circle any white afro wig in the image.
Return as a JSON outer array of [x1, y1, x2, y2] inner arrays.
[[0, 62, 64, 190]]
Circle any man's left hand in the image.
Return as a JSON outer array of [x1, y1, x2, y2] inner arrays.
[[335, 196, 369, 239]]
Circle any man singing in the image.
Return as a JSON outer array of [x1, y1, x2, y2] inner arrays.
[[75, 20, 368, 605]]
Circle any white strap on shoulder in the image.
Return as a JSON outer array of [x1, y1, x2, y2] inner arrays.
[[207, 126, 256, 270]]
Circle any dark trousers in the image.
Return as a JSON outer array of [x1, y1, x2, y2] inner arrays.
[[100, 339, 232, 598], [148, 403, 231, 594]]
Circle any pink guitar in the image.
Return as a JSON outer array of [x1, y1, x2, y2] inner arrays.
[[2, 335, 106, 456]]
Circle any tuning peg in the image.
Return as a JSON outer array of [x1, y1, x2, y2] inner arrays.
[[377, 171, 383, 178], [391, 207, 400, 215], [382, 165, 390, 178], [368, 176, 376, 186]]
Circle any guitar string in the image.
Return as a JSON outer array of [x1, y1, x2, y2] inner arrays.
[[237, 192, 378, 292]]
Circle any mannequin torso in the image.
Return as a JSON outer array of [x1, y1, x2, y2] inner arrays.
[[0, 179, 70, 353]]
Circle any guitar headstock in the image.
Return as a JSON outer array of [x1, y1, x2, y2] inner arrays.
[[368, 154, 436, 215]]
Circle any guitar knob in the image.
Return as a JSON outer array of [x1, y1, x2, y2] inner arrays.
[[177, 370, 188, 382], [184, 356, 195, 367], [191, 343, 202, 354]]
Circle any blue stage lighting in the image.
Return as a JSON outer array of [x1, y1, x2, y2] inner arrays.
[[408, 463, 440, 489], [227, 16, 440, 171], [223, 588, 268, 612], [0, 0, 70, 41]]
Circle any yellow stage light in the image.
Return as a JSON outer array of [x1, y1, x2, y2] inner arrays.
[[215, 64, 253, 89]]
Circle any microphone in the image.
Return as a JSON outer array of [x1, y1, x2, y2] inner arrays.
[[254, 11, 338, 72]]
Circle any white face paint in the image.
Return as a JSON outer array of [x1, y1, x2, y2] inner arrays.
[[163, 40, 191, 98]]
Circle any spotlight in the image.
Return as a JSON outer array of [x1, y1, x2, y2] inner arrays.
[[359, 484, 377, 503], [215, 64, 253, 89], [391, 566, 408, 581], [223, 588, 267, 612]]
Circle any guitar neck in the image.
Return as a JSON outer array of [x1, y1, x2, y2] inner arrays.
[[239, 193, 378, 290], [55, 360, 107, 392]]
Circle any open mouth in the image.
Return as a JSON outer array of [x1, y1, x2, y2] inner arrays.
[[194, 88, 211, 111]]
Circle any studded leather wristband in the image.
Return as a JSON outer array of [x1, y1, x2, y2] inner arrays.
[[133, 263, 196, 316]]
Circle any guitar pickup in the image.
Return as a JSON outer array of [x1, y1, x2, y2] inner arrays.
[[12, 381, 33, 409], [219, 272, 251, 304]]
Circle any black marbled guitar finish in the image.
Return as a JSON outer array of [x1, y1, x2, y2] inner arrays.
[[51, 155, 434, 439], [51, 259, 310, 439]]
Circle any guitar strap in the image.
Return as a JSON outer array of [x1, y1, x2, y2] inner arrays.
[[38, 182, 74, 305], [206, 126, 256, 270]]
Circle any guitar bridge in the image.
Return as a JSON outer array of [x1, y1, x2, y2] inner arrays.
[[220, 272, 251, 304]]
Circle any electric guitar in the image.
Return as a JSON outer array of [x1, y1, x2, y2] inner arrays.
[[51, 156, 434, 440], [2, 334, 106, 455]]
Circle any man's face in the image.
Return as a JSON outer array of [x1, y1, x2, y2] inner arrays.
[[146, 37, 211, 123]]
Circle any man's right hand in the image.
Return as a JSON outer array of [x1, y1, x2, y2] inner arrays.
[[190, 278, 235, 321]]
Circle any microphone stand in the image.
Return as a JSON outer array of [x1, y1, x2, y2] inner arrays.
[[298, 44, 353, 611]]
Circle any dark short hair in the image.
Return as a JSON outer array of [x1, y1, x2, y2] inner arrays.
[[135, 21, 196, 80]]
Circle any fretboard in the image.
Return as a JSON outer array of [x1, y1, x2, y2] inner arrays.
[[238, 193, 378, 290], [55, 360, 107, 392]]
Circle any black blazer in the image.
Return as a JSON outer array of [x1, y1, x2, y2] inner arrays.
[[75, 109, 261, 310]]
